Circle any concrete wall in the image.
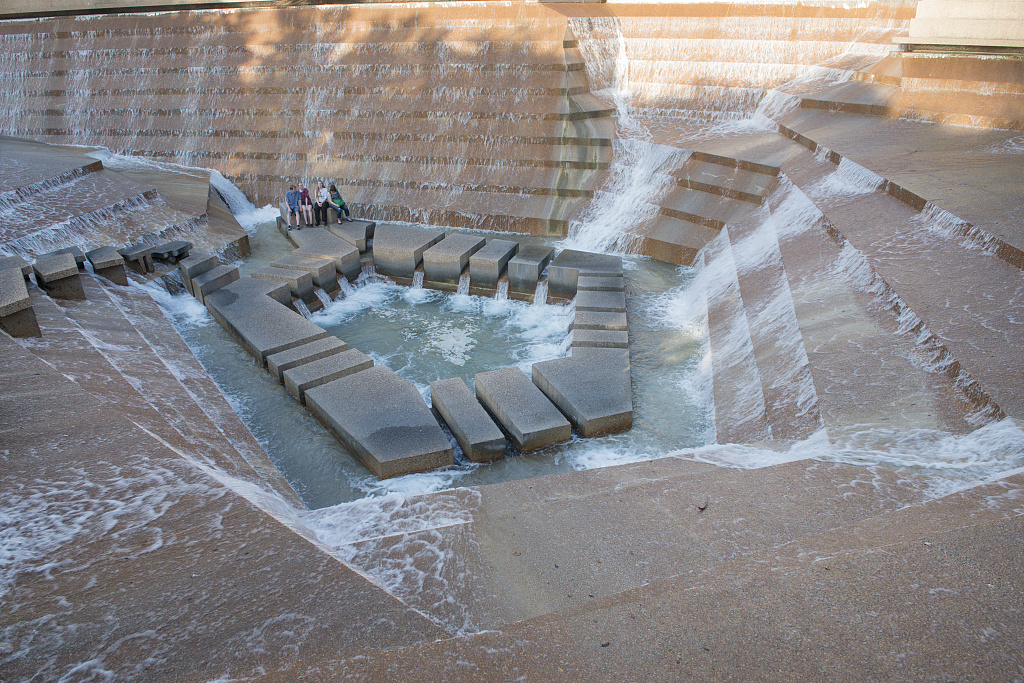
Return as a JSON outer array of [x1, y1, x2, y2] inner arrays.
[[908, 0, 1024, 50]]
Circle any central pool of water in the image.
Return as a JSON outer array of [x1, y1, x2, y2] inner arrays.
[[155, 221, 711, 508]]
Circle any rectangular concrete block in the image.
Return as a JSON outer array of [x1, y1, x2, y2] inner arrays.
[[0, 305, 41, 338], [151, 240, 192, 263], [41, 246, 86, 270], [192, 265, 239, 304], [121, 244, 156, 274], [0, 267, 32, 317], [548, 249, 624, 298], [475, 366, 571, 452], [178, 251, 218, 296], [0, 255, 32, 280], [573, 310, 628, 331], [85, 246, 128, 286], [283, 348, 373, 403], [507, 245, 554, 292], [251, 266, 315, 303], [266, 336, 349, 381], [271, 254, 338, 292], [291, 228, 362, 281], [572, 329, 629, 349], [430, 377, 506, 463], [575, 289, 626, 313], [326, 219, 375, 251], [33, 252, 85, 300], [532, 348, 633, 437], [577, 275, 625, 291], [469, 239, 519, 288], [372, 225, 446, 279], [305, 365, 454, 479], [422, 233, 486, 285]]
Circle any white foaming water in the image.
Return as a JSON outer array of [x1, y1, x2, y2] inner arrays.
[[810, 155, 886, 197], [411, 270, 425, 289], [456, 273, 470, 295], [208, 170, 280, 232], [294, 299, 313, 319], [494, 280, 508, 301], [314, 288, 332, 307]]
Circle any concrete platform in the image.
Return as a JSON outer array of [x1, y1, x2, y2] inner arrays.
[[577, 275, 624, 291], [548, 249, 624, 298], [532, 348, 633, 437], [266, 336, 349, 381], [33, 252, 85, 300], [120, 243, 156, 274], [0, 254, 31, 280], [85, 246, 128, 286], [40, 245, 86, 270], [191, 264, 239, 304], [469, 239, 519, 288], [422, 233, 486, 284], [305, 365, 454, 479], [572, 329, 629, 349], [372, 225, 446, 279], [151, 240, 192, 263], [270, 253, 338, 292], [475, 366, 571, 451], [250, 266, 315, 304], [575, 289, 626, 313], [283, 348, 373, 403], [572, 310, 628, 331], [325, 219, 376, 251], [178, 251, 218, 296], [0, 266, 39, 337], [290, 228, 362, 281], [204, 278, 328, 366], [430, 377, 507, 463], [507, 245, 554, 293]]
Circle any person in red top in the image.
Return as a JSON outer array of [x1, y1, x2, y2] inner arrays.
[[298, 183, 313, 227]]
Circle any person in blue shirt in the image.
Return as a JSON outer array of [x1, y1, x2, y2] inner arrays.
[[284, 185, 301, 230]]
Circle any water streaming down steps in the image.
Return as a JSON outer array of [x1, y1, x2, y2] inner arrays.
[[315, 287, 332, 307], [294, 299, 313, 319], [411, 270, 425, 289]]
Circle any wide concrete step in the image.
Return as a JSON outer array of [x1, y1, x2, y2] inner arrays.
[[671, 158, 776, 204]]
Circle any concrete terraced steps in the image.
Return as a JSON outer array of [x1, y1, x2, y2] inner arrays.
[[15, 272, 302, 506], [0, 4, 616, 237]]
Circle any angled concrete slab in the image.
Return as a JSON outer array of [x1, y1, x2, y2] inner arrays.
[[191, 264, 239, 304], [507, 245, 554, 293], [291, 228, 361, 281], [572, 310, 628, 331], [532, 348, 633, 437], [469, 239, 519, 288], [372, 225, 446, 279], [33, 252, 85, 300], [430, 377, 507, 463], [283, 349, 373, 403], [266, 336, 349, 381], [85, 246, 128, 286], [572, 329, 629, 349], [0, 255, 32, 280], [575, 289, 626, 313], [577, 275, 625, 291], [305, 365, 454, 479], [120, 243, 156, 274], [548, 249, 624, 298], [0, 267, 39, 337], [270, 253, 338, 292], [40, 246, 86, 270], [178, 251, 218, 296], [251, 266, 315, 303], [326, 219, 376, 251], [423, 233, 486, 284], [475, 366, 571, 451]]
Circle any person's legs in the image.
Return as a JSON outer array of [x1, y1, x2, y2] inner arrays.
[[313, 202, 323, 225], [342, 203, 352, 221]]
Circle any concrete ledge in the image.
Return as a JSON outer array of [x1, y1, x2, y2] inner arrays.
[[291, 228, 362, 281], [572, 310, 628, 331], [507, 245, 554, 293], [0, 255, 32, 280], [271, 254, 338, 292], [266, 336, 349, 381], [548, 249, 623, 298], [305, 365, 454, 479], [151, 240, 192, 264], [326, 220, 376, 252], [532, 348, 633, 438], [251, 266, 315, 304], [33, 252, 85, 300], [577, 275, 624, 291], [372, 225, 446, 279], [575, 289, 626, 313], [572, 329, 629, 349], [283, 349, 373, 403], [423, 234, 486, 285], [469, 239, 519, 288], [475, 366, 571, 451], [178, 251, 218, 296], [0, 267, 32, 318], [85, 246, 128, 286], [121, 244, 156, 275], [205, 277, 327, 366], [41, 246, 86, 270], [191, 264, 239, 304], [430, 377, 506, 463]]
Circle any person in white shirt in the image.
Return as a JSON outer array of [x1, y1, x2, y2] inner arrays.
[[313, 180, 331, 226]]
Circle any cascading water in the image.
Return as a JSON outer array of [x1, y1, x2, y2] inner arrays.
[[412, 271, 425, 289], [294, 299, 313, 319], [494, 280, 509, 301], [456, 273, 470, 295], [315, 288, 333, 307]]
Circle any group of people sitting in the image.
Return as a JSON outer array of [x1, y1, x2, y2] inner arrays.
[[284, 180, 355, 229]]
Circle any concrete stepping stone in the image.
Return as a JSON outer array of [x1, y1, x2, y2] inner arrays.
[[475, 366, 571, 451], [120, 243, 157, 274], [575, 289, 626, 313], [548, 249, 623, 298], [469, 239, 519, 288], [507, 245, 554, 293], [85, 246, 128, 286], [305, 365, 454, 479], [423, 233, 486, 284], [150, 240, 192, 264], [178, 251, 218, 296], [290, 228, 362, 281], [325, 219, 376, 251], [0, 267, 40, 337], [33, 252, 85, 300], [577, 275, 624, 291], [267, 336, 349, 381], [0, 255, 32, 280], [573, 310, 627, 331], [250, 266, 315, 304], [571, 329, 629, 349], [532, 348, 632, 437], [430, 377, 507, 462], [40, 246, 86, 270], [283, 348, 373, 403], [205, 278, 328, 366], [270, 253, 338, 292], [191, 264, 239, 304], [372, 225, 446, 279]]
